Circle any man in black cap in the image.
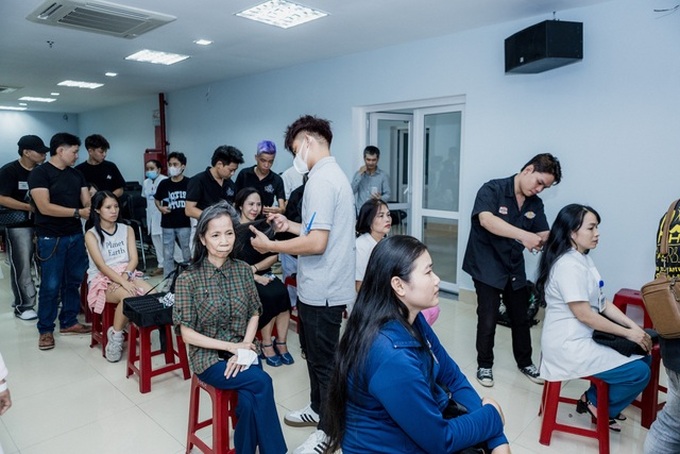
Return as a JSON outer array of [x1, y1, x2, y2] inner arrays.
[[0, 135, 48, 320]]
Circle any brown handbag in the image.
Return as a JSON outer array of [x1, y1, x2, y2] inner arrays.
[[640, 199, 680, 339]]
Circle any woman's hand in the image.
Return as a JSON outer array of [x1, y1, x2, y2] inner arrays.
[[482, 396, 505, 425], [0, 386, 11, 416], [119, 279, 139, 296], [223, 356, 246, 379], [229, 341, 256, 354], [625, 325, 653, 353], [253, 274, 274, 286]]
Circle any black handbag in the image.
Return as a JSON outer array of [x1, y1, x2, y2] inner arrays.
[[592, 327, 658, 357], [123, 292, 172, 327], [0, 206, 29, 226]]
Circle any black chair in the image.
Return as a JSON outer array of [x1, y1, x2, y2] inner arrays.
[[119, 191, 150, 272]]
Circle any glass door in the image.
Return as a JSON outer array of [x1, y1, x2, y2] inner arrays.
[[368, 113, 412, 235], [411, 107, 462, 293]]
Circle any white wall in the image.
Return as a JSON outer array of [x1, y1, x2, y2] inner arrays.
[[0, 111, 79, 164], [74, 0, 680, 296]]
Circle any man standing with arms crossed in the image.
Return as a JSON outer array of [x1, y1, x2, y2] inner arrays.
[[29, 133, 92, 351], [251, 115, 355, 454], [463, 153, 561, 387]]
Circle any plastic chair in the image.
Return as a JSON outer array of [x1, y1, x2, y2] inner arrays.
[[612, 288, 667, 428], [126, 322, 190, 393], [539, 376, 610, 454], [186, 374, 238, 454], [90, 301, 119, 356]]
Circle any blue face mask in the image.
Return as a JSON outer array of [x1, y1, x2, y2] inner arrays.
[[145, 170, 158, 180]]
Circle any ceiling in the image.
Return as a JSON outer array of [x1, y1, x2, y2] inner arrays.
[[0, 0, 613, 114]]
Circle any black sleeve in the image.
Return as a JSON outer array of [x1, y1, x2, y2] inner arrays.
[[110, 163, 126, 190]]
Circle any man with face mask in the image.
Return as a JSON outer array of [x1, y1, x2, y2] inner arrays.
[[154, 152, 192, 278], [0, 135, 48, 320], [250, 115, 355, 454]]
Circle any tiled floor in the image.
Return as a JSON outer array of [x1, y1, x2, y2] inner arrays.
[[0, 257, 654, 453]]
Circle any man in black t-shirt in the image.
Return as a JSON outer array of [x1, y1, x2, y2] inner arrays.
[[234, 140, 286, 214], [74, 134, 125, 197], [28, 133, 92, 351], [463, 153, 562, 388], [154, 152, 192, 278], [185, 145, 243, 221], [0, 135, 48, 320]]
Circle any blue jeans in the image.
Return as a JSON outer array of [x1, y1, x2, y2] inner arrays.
[[36, 234, 88, 334], [644, 368, 680, 453], [587, 356, 651, 418], [297, 300, 345, 433], [5, 226, 37, 312], [197, 361, 287, 454], [162, 227, 191, 278]]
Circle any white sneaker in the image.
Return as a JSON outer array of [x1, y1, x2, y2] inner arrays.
[[284, 403, 320, 427], [15, 309, 38, 320], [105, 327, 124, 363], [293, 430, 331, 454]]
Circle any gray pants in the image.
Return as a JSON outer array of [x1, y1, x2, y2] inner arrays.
[[644, 368, 680, 454], [6, 226, 37, 313]]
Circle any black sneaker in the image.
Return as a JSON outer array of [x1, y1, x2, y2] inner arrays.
[[519, 364, 544, 384], [476, 367, 494, 387]]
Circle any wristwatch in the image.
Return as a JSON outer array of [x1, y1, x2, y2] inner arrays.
[[73, 208, 80, 219]]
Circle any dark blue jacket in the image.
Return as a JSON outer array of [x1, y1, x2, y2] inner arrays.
[[342, 314, 508, 453]]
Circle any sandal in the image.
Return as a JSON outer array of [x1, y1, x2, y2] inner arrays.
[[576, 393, 622, 432], [273, 340, 295, 365], [261, 343, 282, 367]]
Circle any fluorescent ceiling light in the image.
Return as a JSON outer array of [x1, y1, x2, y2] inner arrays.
[[51, 92, 60, 96], [194, 39, 213, 46], [58, 80, 104, 89], [0, 106, 27, 111], [105, 72, 118, 77], [18, 96, 56, 103], [125, 49, 190, 65], [19, 103, 28, 106], [236, 0, 328, 29]]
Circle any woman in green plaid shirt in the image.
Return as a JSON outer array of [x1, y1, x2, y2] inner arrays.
[[174, 201, 287, 454]]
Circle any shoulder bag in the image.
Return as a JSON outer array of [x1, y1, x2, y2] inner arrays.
[[640, 199, 680, 339]]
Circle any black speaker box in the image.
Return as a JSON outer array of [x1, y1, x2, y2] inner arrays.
[[505, 20, 583, 74]]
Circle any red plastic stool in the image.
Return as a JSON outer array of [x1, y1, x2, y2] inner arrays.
[[612, 288, 667, 428], [284, 275, 300, 333], [186, 374, 238, 454], [90, 301, 118, 356], [539, 377, 610, 454], [80, 277, 93, 323], [126, 322, 191, 393]]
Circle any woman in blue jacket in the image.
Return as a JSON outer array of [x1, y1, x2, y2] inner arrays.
[[326, 235, 510, 453]]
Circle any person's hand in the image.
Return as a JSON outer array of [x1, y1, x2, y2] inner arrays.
[[254, 274, 273, 286], [482, 396, 505, 425], [0, 387, 11, 416], [370, 192, 382, 200], [358, 165, 367, 175], [80, 207, 91, 219], [223, 355, 246, 379], [262, 206, 283, 216], [119, 279, 140, 296], [159, 206, 171, 215], [518, 232, 543, 253], [249, 226, 272, 254], [625, 325, 653, 353], [266, 213, 289, 233], [230, 341, 256, 353]]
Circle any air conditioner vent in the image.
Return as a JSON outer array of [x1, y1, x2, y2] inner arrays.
[[26, 0, 176, 39], [0, 86, 21, 94]]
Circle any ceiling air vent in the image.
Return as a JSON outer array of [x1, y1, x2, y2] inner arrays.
[[26, 0, 176, 39], [0, 86, 21, 94]]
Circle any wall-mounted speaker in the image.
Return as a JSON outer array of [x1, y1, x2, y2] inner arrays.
[[505, 20, 583, 74]]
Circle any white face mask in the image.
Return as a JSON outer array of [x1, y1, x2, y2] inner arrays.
[[293, 138, 310, 175], [168, 166, 183, 177]]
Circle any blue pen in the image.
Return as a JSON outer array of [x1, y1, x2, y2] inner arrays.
[[305, 212, 317, 235]]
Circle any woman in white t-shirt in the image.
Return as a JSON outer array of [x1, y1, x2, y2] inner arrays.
[[85, 191, 153, 363], [536, 204, 652, 431]]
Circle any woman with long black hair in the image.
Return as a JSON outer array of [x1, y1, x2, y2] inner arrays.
[[536, 203, 652, 431], [326, 235, 509, 454]]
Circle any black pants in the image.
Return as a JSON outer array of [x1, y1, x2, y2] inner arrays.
[[297, 300, 345, 433], [474, 279, 532, 369]]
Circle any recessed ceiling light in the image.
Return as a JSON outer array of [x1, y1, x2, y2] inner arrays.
[[193, 39, 213, 46], [51, 92, 60, 96], [58, 80, 104, 89], [125, 49, 190, 65], [105, 72, 118, 77], [236, 0, 328, 29], [0, 106, 28, 111], [18, 96, 57, 103], [19, 103, 28, 106]]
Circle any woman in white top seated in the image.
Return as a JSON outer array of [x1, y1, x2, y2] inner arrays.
[[85, 190, 152, 362], [536, 203, 652, 431]]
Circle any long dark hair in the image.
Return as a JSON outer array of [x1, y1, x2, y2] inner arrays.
[[535, 204, 601, 300], [355, 199, 388, 236], [326, 235, 429, 452], [86, 190, 118, 244], [233, 187, 263, 220], [190, 201, 236, 269]]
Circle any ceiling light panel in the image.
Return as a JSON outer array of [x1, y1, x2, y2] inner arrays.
[[18, 96, 57, 103], [0, 106, 28, 111], [193, 39, 213, 46], [236, 0, 328, 29], [125, 49, 190, 65], [57, 80, 104, 89]]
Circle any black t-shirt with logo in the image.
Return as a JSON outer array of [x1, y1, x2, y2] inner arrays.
[[154, 177, 191, 228], [0, 160, 33, 227]]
